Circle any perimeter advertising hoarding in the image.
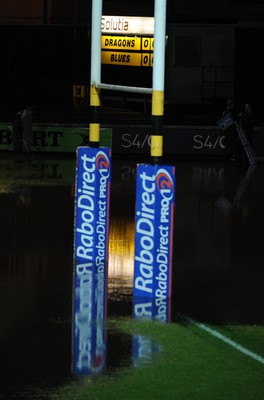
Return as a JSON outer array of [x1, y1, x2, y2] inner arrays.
[[133, 164, 175, 299], [111, 125, 226, 155], [0, 124, 112, 152], [5, 123, 264, 155], [72, 146, 111, 375]]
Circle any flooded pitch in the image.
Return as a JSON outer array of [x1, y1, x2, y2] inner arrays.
[[0, 153, 263, 398]]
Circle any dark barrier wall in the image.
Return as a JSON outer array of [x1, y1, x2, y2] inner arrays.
[[1, 123, 263, 156], [0, 25, 89, 111], [111, 125, 226, 155], [112, 125, 264, 156]]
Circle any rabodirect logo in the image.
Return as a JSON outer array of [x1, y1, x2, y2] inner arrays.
[[156, 169, 174, 196], [96, 151, 110, 172]]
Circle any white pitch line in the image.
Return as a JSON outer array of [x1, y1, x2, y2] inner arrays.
[[186, 317, 264, 365]]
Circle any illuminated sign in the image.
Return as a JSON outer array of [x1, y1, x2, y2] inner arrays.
[[101, 17, 155, 67], [101, 35, 154, 67], [102, 36, 142, 50], [101, 51, 153, 67], [102, 36, 154, 51], [102, 16, 154, 35], [102, 51, 141, 66], [141, 38, 154, 51], [142, 53, 153, 67]]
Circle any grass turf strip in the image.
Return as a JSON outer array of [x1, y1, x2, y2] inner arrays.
[[45, 317, 264, 400], [185, 317, 264, 365]]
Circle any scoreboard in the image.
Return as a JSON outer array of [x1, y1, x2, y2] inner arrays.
[[101, 16, 155, 67], [101, 36, 154, 67]]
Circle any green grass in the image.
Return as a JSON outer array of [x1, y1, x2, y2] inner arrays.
[[213, 324, 264, 357], [48, 318, 264, 400]]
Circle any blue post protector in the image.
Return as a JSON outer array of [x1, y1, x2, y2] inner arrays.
[[133, 164, 175, 299], [72, 146, 111, 375]]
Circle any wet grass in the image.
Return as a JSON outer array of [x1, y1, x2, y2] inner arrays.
[[46, 318, 264, 400]]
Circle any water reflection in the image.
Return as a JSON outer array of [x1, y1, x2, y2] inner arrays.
[[233, 164, 256, 206], [132, 296, 171, 366], [72, 265, 107, 376], [0, 156, 262, 314], [133, 296, 171, 323], [109, 218, 134, 279], [0, 154, 263, 396], [132, 331, 161, 367], [71, 265, 164, 376]]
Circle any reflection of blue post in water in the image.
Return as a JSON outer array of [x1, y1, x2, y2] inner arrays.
[[72, 146, 111, 376], [132, 296, 171, 366], [133, 295, 171, 323], [72, 265, 107, 376]]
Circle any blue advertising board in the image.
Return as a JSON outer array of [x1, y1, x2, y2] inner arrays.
[[133, 164, 175, 299], [73, 146, 111, 274]]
